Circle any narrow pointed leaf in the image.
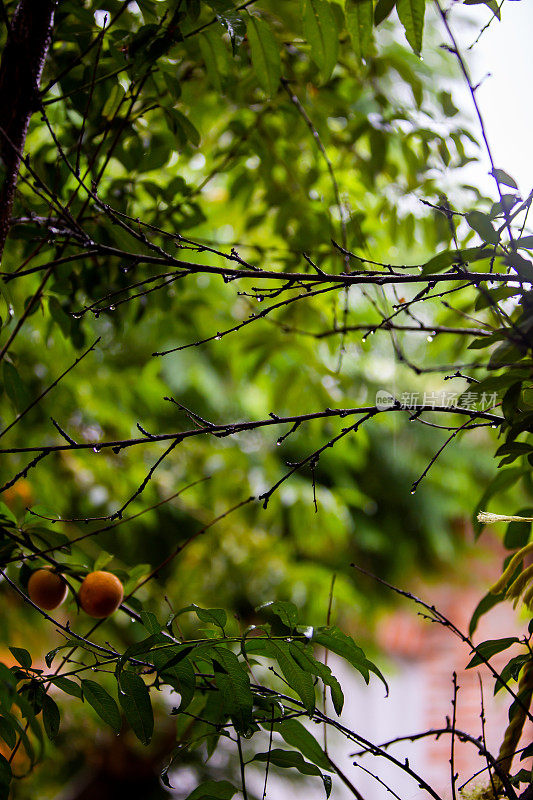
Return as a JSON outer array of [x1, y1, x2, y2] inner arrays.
[[118, 671, 154, 745], [466, 637, 520, 669], [345, 0, 373, 61], [42, 694, 60, 742], [302, 0, 339, 82], [81, 680, 121, 733], [268, 718, 332, 771], [0, 754, 11, 800], [374, 0, 396, 25], [253, 749, 332, 797], [247, 15, 281, 97], [396, 0, 425, 55], [183, 780, 238, 800]]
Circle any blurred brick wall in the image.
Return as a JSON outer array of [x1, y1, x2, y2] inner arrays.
[[375, 529, 532, 798]]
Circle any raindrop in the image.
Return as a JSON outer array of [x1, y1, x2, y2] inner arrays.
[[92, 446, 101, 453], [410, 489, 416, 494], [215, 333, 222, 340], [427, 335, 434, 342]]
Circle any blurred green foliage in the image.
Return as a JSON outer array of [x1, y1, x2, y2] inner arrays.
[[0, 0, 532, 797]]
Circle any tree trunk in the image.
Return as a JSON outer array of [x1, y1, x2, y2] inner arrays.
[[0, 0, 57, 261]]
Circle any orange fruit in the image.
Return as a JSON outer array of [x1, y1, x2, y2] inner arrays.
[[78, 571, 124, 619], [27, 568, 68, 610]]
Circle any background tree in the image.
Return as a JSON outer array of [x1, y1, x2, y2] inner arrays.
[[0, 1, 531, 799]]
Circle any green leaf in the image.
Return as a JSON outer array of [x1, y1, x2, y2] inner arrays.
[[508, 682, 532, 723], [102, 84, 126, 119], [0, 754, 12, 800], [209, 1, 247, 53], [345, 0, 373, 62], [488, 340, 522, 369], [396, 0, 426, 55], [198, 30, 228, 93], [466, 637, 520, 669], [183, 780, 238, 800], [212, 647, 254, 735], [118, 670, 154, 745], [507, 251, 533, 282], [289, 641, 344, 714], [492, 168, 518, 190], [246, 639, 316, 713], [0, 503, 17, 526], [152, 648, 196, 711], [2, 710, 35, 766], [374, 0, 396, 25], [42, 694, 60, 742], [0, 663, 15, 687], [116, 633, 171, 681], [164, 109, 201, 148], [29, 527, 71, 554], [0, 716, 16, 749], [247, 15, 281, 97], [494, 654, 530, 694], [81, 679, 121, 733], [49, 676, 83, 699], [258, 600, 299, 630], [508, 416, 533, 448], [152, 644, 195, 673], [312, 626, 388, 694], [421, 246, 493, 275], [253, 749, 332, 797], [439, 90, 459, 117], [268, 718, 332, 772], [140, 610, 162, 634], [45, 643, 78, 669], [2, 362, 31, 412], [501, 382, 523, 423], [178, 604, 227, 631], [48, 296, 72, 337], [8, 648, 31, 669], [93, 550, 114, 571], [463, 0, 500, 19], [504, 509, 533, 549], [302, 0, 339, 82], [495, 446, 532, 469], [466, 210, 499, 244]]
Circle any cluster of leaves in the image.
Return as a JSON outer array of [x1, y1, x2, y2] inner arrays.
[[0, 0, 532, 798], [0, 587, 387, 800]]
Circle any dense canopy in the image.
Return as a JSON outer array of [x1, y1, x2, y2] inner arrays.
[[0, 1, 532, 798]]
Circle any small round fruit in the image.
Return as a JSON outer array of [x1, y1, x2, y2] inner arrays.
[[28, 569, 68, 611], [78, 571, 124, 619]]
